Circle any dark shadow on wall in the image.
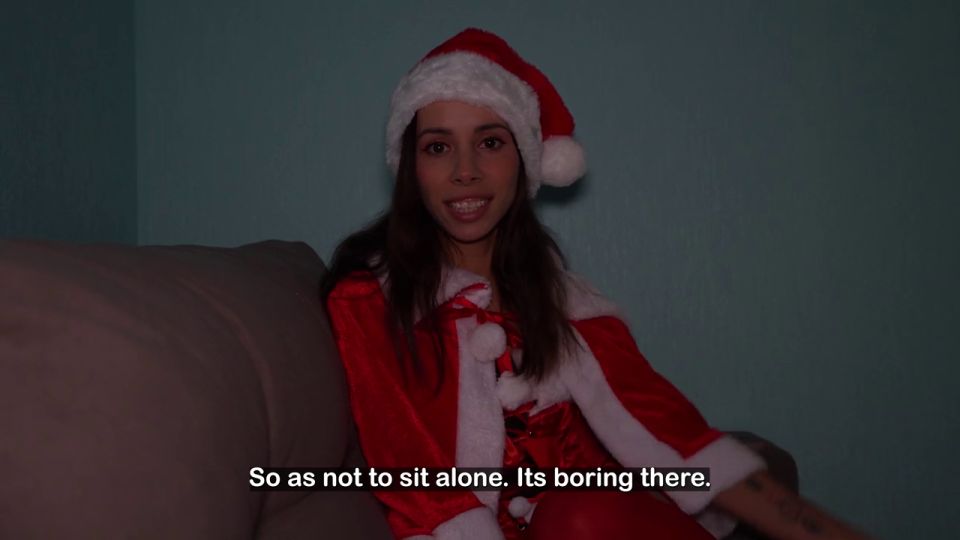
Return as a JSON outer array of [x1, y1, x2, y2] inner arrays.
[[0, 1, 136, 243]]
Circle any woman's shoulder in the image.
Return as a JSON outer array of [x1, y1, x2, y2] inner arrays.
[[560, 270, 623, 321], [326, 269, 383, 301]]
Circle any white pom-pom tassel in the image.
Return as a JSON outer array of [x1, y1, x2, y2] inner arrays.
[[540, 136, 586, 187], [496, 371, 533, 410], [530, 374, 571, 414], [468, 322, 506, 362], [508, 496, 533, 519]]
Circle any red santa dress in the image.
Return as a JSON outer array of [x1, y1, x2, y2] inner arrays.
[[325, 266, 765, 539]]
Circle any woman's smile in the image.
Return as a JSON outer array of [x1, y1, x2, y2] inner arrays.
[[445, 196, 493, 222]]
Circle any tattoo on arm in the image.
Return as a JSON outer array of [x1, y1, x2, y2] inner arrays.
[[737, 473, 837, 538], [776, 496, 826, 536]]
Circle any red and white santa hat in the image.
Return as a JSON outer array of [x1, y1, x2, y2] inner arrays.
[[386, 28, 586, 197]]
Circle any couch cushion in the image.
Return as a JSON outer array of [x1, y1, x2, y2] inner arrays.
[[0, 239, 391, 539]]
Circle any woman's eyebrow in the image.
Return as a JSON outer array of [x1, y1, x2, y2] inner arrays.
[[417, 123, 511, 139], [417, 127, 451, 139], [474, 123, 510, 133]]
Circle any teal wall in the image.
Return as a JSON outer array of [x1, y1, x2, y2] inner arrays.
[[4, 1, 956, 537], [0, 1, 136, 243]]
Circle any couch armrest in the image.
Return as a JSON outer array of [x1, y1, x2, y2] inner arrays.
[[724, 431, 799, 540]]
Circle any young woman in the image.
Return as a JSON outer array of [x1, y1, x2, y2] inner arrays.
[[321, 28, 869, 540]]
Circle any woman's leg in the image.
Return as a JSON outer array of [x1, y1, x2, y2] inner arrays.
[[527, 490, 714, 540]]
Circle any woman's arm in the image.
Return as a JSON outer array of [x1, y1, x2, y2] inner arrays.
[[712, 471, 872, 540], [565, 314, 872, 539]]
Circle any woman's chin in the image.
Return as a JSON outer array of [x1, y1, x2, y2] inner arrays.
[[443, 224, 498, 248]]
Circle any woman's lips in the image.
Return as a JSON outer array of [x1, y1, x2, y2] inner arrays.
[[445, 197, 491, 223]]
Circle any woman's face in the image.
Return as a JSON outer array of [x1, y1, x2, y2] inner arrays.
[[415, 100, 520, 251]]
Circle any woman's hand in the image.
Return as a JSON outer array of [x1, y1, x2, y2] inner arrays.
[[712, 471, 874, 540]]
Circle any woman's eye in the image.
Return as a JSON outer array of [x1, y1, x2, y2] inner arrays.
[[424, 142, 448, 155], [481, 137, 504, 150]]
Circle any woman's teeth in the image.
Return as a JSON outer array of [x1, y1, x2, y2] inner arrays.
[[448, 199, 488, 212]]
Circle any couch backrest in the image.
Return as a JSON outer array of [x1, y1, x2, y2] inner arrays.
[[0, 239, 391, 539]]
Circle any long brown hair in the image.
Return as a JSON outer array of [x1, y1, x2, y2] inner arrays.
[[321, 115, 577, 382]]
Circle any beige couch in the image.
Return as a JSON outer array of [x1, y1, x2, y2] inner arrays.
[[0, 239, 794, 539]]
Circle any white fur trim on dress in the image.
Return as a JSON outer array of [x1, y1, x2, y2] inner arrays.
[[403, 506, 504, 540], [558, 328, 766, 518], [540, 136, 586, 187], [496, 371, 533, 410], [386, 51, 545, 197], [468, 322, 507, 362], [454, 317, 506, 512]]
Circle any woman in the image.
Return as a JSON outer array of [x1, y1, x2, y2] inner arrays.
[[321, 28, 868, 540]]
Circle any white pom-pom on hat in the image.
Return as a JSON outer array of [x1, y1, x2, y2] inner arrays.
[[540, 136, 586, 188], [467, 322, 506, 363]]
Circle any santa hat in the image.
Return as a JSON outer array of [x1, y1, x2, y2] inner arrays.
[[385, 28, 586, 197]]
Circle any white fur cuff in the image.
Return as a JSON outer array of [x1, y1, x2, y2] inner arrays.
[[667, 436, 767, 515]]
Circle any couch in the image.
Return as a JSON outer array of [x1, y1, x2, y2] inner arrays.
[[0, 239, 796, 539]]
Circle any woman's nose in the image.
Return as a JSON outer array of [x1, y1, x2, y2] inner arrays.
[[453, 149, 480, 185]]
